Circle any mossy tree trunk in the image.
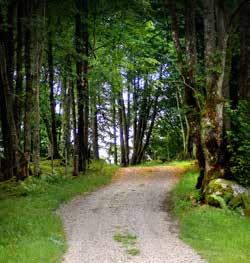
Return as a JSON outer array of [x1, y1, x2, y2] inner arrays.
[[201, 0, 229, 188]]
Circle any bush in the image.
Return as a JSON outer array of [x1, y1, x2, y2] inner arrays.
[[227, 101, 250, 186]]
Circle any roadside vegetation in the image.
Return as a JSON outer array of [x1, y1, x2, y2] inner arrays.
[[171, 168, 250, 263], [0, 160, 117, 263]]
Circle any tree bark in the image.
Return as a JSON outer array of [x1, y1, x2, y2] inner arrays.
[[24, 5, 33, 165], [63, 76, 72, 173], [239, 1, 250, 101], [118, 93, 127, 166], [112, 102, 118, 165], [14, 2, 24, 139], [201, 0, 229, 188], [48, 29, 61, 159], [75, 0, 89, 174], [92, 102, 99, 159], [0, 4, 20, 179]]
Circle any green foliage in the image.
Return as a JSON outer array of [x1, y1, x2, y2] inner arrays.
[[171, 171, 250, 263], [227, 101, 250, 186], [0, 160, 118, 263]]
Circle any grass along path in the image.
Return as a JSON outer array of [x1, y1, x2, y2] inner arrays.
[[0, 160, 117, 263], [171, 169, 250, 263]]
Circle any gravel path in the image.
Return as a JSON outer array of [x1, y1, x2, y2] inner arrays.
[[60, 166, 205, 263]]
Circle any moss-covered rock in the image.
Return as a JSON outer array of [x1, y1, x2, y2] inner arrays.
[[205, 178, 248, 211]]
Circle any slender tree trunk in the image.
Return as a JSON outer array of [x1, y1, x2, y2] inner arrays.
[[75, 0, 89, 174], [72, 80, 79, 176], [137, 93, 159, 163], [132, 79, 138, 164], [92, 102, 99, 159], [24, 7, 33, 166], [48, 29, 60, 159], [33, 45, 42, 176], [14, 2, 23, 139], [119, 91, 129, 164], [131, 81, 152, 164], [63, 76, 72, 174], [112, 102, 118, 165], [175, 90, 187, 157], [6, 1, 16, 94], [118, 94, 126, 166]]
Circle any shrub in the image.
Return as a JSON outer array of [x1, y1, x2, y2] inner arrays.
[[227, 101, 250, 186]]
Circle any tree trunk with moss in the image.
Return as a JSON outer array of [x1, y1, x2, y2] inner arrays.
[[201, 0, 229, 188]]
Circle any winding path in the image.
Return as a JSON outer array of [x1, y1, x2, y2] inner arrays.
[[60, 166, 205, 263]]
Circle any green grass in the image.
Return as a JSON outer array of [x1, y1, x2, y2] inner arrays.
[[113, 231, 140, 256], [171, 170, 250, 263], [0, 160, 118, 263], [126, 248, 140, 256]]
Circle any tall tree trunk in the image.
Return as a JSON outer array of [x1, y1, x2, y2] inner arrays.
[[112, 102, 118, 165], [175, 90, 187, 157], [14, 2, 24, 139], [33, 44, 42, 177], [6, 0, 16, 94], [137, 93, 159, 163], [131, 80, 152, 164], [119, 91, 129, 164], [92, 102, 99, 159], [75, 0, 89, 174], [201, 0, 228, 188], [23, 4, 33, 166], [118, 94, 126, 166], [0, 47, 20, 180], [48, 29, 60, 159], [132, 78, 138, 164], [0, 4, 20, 179], [63, 76, 72, 173], [72, 80, 79, 176]]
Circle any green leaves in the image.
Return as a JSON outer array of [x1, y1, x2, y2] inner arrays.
[[227, 101, 250, 186]]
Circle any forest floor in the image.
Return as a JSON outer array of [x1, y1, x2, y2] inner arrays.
[[60, 166, 205, 263]]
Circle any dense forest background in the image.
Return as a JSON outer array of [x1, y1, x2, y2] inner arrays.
[[0, 0, 249, 190]]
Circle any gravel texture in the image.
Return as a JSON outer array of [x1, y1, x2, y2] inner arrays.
[[60, 166, 205, 263]]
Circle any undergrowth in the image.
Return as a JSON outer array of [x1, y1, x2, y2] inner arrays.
[[0, 160, 118, 263]]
